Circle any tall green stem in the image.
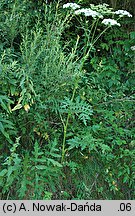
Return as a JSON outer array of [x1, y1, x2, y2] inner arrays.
[[81, 26, 110, 69], [61, 84, 77, 163]]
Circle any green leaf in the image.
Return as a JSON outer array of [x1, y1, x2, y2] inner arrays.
[[0, 169, 7, 177], [101, 144, 111, 154], [130, 31, 135, 39], [100, 43, 109, 51], [0, 95, 13, 112], [47, 158, 62, 167], [35, 165, 47, 170], [7, 166, 14, 179]]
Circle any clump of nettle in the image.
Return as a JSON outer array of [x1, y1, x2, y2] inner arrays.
[[62, 2, 132, 60]]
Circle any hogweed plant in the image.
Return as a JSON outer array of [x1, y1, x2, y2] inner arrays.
[[63, 2, 132, 61], [60, 2, 132, 163]]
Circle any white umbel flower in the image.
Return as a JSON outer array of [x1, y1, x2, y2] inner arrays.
[[102, 18, 121, 26], [131, 46, 135, 51], [75, 8, 103, 19], [63, 3, 80, 10], [114, 10, 132, 17]]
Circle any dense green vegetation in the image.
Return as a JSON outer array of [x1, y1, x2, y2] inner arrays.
[[0, 0, 135, 199]]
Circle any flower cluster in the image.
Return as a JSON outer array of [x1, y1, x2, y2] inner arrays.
[[114, 10, 132, 17], [102, 18, 121, 26], [131, 46, 135, 51], [63, 3, 80, 10], [75, 8, 103, 19], [63, 2, 132, 25], [90, 3, 113, 15]]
